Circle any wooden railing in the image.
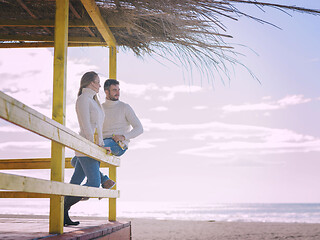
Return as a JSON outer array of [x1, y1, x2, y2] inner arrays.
[[0, 90, 120, 231]]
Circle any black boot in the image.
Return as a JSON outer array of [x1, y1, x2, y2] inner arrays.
[[64, 196, 82, 226]]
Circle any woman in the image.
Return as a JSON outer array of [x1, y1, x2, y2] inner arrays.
[[64, 71, 113, 226]]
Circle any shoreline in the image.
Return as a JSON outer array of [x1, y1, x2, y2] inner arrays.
[[1, 213, 319, 224], [0, 214, 320, 240]]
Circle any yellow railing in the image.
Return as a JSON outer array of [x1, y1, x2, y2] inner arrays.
[[0, 90, 120, 231]]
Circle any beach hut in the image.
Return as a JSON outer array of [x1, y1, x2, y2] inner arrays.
[[0, 0, 319, 239], [0, 0, 123, 238]]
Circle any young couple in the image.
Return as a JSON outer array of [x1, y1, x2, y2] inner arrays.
[[64, 71, 143, 226]]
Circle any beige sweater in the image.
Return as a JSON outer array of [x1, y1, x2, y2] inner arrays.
[[75, 88, 105, 156], [102, 99, 143, 146]]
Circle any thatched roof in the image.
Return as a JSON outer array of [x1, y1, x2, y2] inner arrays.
[[1, 0, 319, 78]]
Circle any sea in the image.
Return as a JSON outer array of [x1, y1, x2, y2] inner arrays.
[[1, 199, 320, 223]]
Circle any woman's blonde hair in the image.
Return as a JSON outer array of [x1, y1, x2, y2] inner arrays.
[[78, 71, 101, 107]]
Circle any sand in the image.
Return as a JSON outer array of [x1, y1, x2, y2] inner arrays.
[[128, 218, 320, 240], [0, 215, 320, 240]]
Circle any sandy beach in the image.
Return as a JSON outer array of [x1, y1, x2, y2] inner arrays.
[[128, 218, 320, 240], [1, 215, 320, 240]]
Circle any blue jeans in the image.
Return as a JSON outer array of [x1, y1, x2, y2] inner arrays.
[[103, 138, 127, 157], [70, 156, 101, 187], [70, 138, 127, 186]]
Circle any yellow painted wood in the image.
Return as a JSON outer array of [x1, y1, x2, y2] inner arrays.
[[109, 166, 117, 221], [0, 157, 109, 170], [50, 195, 63, 232], [0, 158, 57, 170], [80, 0, 117, 47], [0, 91, 120, 167], [0, 158, 73, 170], [109, 46, 117, 79], [0, 43, 109, 48], [108, 46, 117, 221], [0, 172, 120, 198], [50, 142, 65, 179], [0, 35, 105, 43], [0, 192, 51, 198], [50, 0, 69, 233], [94, 128, 99, 144], [0, 42, 109, 48]]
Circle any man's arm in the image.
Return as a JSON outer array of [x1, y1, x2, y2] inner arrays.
[[123, 104, 143, 140]]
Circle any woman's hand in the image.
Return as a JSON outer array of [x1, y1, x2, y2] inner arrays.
[[104, 146, 111, 154]]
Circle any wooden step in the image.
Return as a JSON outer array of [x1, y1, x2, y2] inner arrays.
[[46, 221, 131, 240], [0, 215, 131, 240]]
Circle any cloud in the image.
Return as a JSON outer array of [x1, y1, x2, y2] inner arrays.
[[181, 124, 320, 160], [277, 95, 310, 106], [159, 85, 202, 101], [193, 106, 208, 110], [120, 81, 203, 101], [222, 95, 311, 113], [141, 119, 265, 132], [141, 119, 320, 163], [223, 103, 278, 112], [120, 82, 160, 98], [150, 106, 168, 112], [262, 96, 272, 100], [0, 141, 50, 151], [130, 138, 167, 150]]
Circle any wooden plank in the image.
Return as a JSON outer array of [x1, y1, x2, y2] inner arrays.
[[0, 42, 109, 48], [109, 166, 117, 221], [0, 158, 71, 169], [0, 91, 120, 167], [0, 158, 109, 170], [0, 192, 51, 198], [69, 2, 95, 37], [44, 222, 131, 239], [108, 46, 117, 221], [50, 0, 69, 233], [0, 172, 120, 198], [98, 226, 131, 240], [81, 0, 117, 47], [0, 35, 104, 43], [109, 47, 117, 79]]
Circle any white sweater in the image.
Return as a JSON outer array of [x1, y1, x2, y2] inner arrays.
[[75, 88, 105, 157], [102, 99, 143, 146]]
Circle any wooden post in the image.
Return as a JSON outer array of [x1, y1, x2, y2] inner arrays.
[[50, 0, 69, 234], [109, 46, 117, 221], [109, 46, 117, 79]]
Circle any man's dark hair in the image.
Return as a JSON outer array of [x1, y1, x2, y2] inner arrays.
[[104, 79, 119, 91]]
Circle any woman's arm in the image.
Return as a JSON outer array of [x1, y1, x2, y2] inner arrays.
[[76, 96, 94, 142]]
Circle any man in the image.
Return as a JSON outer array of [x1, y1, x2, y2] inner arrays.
[[100, 79, 143, 188]]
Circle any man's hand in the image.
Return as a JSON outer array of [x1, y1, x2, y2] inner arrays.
[[112, 134, 125, 142]]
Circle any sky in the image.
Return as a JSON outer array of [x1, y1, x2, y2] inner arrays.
[[0, 1, 320, 204]]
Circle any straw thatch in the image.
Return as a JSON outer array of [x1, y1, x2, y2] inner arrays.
[[1, 0, 319, 79]]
